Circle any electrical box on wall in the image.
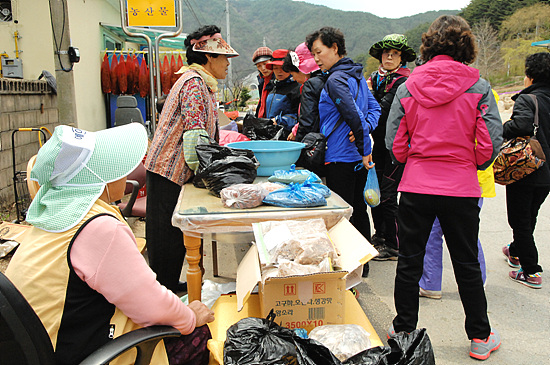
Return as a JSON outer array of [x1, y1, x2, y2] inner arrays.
[[1, 58, 23, 79], [68, 46, 80, 63]]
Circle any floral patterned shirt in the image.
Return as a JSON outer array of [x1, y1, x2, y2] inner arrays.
[[145, 69, 219, 185]]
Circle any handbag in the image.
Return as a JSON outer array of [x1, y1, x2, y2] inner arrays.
[[298, 79, 361, 176], [493, 94, 546, 185]]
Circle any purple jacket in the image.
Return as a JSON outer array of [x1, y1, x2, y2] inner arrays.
[[385, 55, 503, 197]]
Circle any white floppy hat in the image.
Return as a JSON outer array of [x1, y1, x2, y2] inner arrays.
[[26, 123, 148, 232]]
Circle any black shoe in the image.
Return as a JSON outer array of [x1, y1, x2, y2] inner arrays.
[[175, 281, 188, 293], [373, 245, 399, 261], [371, 233, 386, 249], [362, 262, 370, 277]]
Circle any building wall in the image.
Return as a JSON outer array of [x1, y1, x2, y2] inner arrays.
[[67, 0, 121, 131], [0, 79, 61, 212], [0, 0, 55, 80]]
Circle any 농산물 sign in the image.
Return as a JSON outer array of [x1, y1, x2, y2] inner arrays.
[[126, 0, 176, 27]]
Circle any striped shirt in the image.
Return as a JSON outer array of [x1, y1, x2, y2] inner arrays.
[[145, 69, 219, 185]]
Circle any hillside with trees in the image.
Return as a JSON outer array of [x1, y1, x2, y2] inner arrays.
[[460, 0, 550, 85], [180, 0, 458, 81]]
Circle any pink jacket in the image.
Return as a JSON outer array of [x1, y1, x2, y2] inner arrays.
[[385, 55, 503, 197]]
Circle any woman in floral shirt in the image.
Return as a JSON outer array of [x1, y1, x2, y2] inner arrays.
[[145, 25, 239, 293]]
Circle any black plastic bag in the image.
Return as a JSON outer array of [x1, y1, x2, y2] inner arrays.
[[193, 142, 259, 196], [242, 113, 284, 140], [224, 310, 341, 365], [343, 329, 435, 365]]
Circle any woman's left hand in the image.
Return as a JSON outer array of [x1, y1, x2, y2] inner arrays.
[[362, 155, 374, 169]]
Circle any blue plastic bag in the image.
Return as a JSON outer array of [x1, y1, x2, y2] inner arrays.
[[301, 179, 331, 198], [363, 165, 380, 208], [263, 182, 327, 208], [268, 164, 322, 184]]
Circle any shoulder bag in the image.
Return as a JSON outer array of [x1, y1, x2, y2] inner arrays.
[[493, 94, 546, 185], [298, 78, 361, 176]]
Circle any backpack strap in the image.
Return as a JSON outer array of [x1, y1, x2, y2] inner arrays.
[[528, 94, 539, 136], [67, 213, 118, 269]]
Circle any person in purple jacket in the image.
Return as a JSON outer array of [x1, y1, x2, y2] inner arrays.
[[385, 15, 503, 360]]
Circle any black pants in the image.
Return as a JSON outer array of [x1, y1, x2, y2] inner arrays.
[[506, 183, 549, 274], [146, 171, 185, 293], [393, 192, 490, 340], [325, 161, 371, 241], [370, 145, 403, 249]]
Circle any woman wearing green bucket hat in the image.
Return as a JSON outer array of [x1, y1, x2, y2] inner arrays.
[[367, 34, 416, 261], [6, 124, 215, 365]]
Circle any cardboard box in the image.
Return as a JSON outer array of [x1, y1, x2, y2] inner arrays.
[[0, 222, 32, 258], [236, 218, 378, 333]]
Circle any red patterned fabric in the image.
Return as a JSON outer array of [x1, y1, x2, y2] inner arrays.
[[145, 70, 218, 186]]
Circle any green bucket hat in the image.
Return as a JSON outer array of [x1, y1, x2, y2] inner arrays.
[[369, 34, 417, 63], [26, 123, 148, 233]]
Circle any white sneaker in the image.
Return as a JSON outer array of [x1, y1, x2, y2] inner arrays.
[[419, 287, 442, 299]]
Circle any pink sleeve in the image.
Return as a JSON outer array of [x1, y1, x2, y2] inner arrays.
[[70, 216, 196, 335], [291, 122, 299, 136]]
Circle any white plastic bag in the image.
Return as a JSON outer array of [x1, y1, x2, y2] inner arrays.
[[180, 280, 236, 308], [308, 324, 371, 361]]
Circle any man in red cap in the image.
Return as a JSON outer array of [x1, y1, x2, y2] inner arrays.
[[252, 46, 274, 118], [264, 49, 301, 138]]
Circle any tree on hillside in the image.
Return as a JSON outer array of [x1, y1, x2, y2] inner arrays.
[[499, 3, 550, 40], [472, 19, 502, 81], [404, 22, 431, 55], [239, 87, 252, 109], [460, 0, 541, 30], [501, 38, 542, 76]]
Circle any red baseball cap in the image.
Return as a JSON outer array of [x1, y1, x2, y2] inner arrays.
[[266, 49, 289, 70]]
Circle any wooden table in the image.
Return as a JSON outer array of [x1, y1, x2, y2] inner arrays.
[[172, 180, 353, 302]]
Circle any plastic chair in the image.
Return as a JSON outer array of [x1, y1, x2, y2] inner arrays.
[[117, 162, 146, 218], [0, 271, 180, 365], [115, 96, 144, 127]]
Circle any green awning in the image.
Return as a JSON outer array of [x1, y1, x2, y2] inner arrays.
[[100, 23, 187, 49], [531, 40, 550, 49]]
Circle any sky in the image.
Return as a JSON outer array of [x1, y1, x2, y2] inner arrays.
[[293, 0, 472, 19]]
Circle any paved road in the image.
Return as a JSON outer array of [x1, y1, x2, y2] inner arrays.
[[359, 182, 550, 364]]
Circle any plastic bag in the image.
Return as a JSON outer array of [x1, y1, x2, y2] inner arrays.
[[263, 182, 326, 208], [309, 324, 371, 362], [194, 141, 259, 196], [268, 164, 322, 184], [301, 180, 331, 198], [343, 328, 435, 365], [255, 219, 339, 268], [363, 166, 381, 208], [219, 130, 250, 146], [224, 310, 341, 365], [179, 279, 236, 308], [220, 183, 268, 209], [277, 257, 332, 277], [242, 113, 284, 140]]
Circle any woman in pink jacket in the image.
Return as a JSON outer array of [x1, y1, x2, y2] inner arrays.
[[385, 15, 503, 361]]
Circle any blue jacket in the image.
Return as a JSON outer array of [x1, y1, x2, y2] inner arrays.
[[265, 75, 301, 131], [319, 58, 380, 162]]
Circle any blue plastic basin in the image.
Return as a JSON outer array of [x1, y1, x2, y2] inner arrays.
[[226, 140, 305, 176]]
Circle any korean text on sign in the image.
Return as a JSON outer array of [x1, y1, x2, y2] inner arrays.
[[126, 0, 176, 27]]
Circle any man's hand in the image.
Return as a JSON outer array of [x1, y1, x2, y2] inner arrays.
[[188, 300, 215, 327], [287, 133, 296, 141], [348, 131, 355, 143]]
